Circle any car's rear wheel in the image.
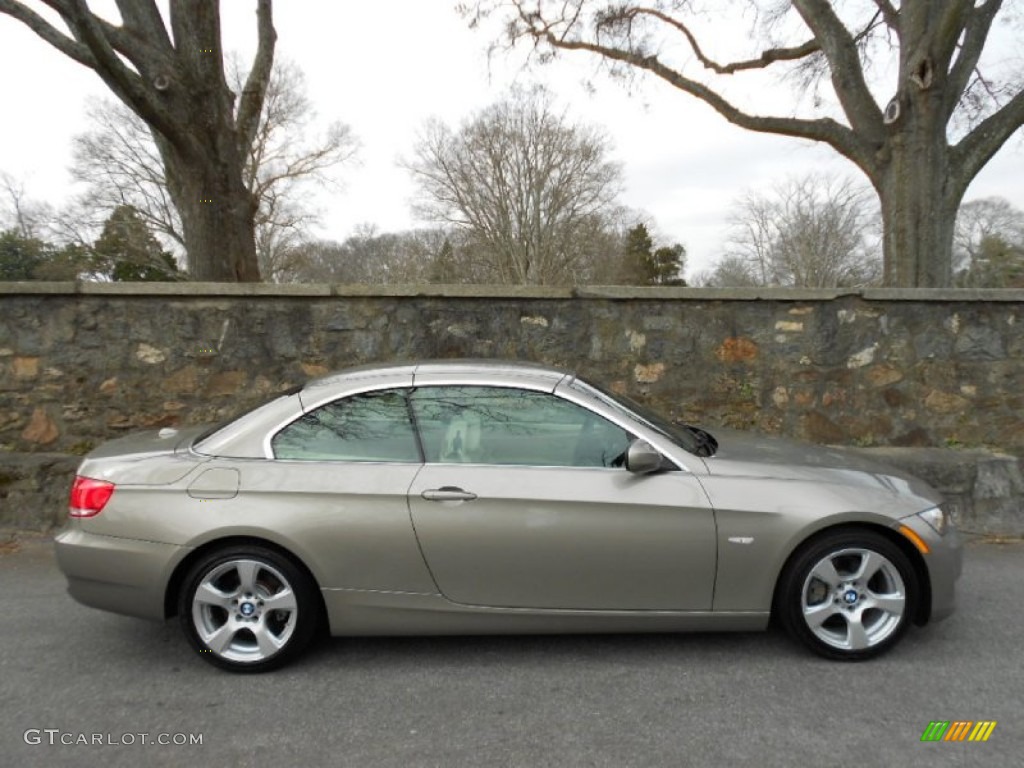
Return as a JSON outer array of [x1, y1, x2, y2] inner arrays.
[[178, 545, 320, 672], [776, 529, 918, 661]]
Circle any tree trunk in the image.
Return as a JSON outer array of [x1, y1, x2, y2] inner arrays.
[[154, 78, 261, 282], [874, 38, 963, 289], [0, 0, 277, 282], [876, 144, 961, 288], [163, 149, 259, 281]]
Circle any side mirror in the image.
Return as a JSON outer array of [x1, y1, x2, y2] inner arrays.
[[625, 439, 663, 475]]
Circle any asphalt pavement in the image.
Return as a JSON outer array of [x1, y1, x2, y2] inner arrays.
[[0, 534, 1021, 768]]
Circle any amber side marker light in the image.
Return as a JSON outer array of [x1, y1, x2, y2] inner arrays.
[[899, 525, 931, 555]]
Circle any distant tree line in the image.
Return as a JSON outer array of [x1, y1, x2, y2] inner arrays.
[[5, 162, 1020, 289], [1, 84, 687, 287], [952, 198, 1024, 289], [0, 198, 180, 282], [279, 219, 683, 287]]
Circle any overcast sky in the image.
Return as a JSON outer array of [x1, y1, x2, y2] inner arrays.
[[1, 1, 1022, 278]]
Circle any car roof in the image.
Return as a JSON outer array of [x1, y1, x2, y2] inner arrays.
[[195, 360, 577, 460], [303, 359, 572, 393]]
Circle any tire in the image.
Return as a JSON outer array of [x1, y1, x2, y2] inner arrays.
[[178, 544, 320, 672], [776, 529, 919, 661]]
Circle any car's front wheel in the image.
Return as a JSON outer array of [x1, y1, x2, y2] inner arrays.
[[178, 545, 320, 672], [776, 529, 919, 661]]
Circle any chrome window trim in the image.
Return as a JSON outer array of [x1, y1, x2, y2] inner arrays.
[[262, 374, 691, 473], [264, 378, 555, 460], [418, 461, 630, 473]]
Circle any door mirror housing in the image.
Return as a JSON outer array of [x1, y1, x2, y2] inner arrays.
[[625, 439, 664, 475]]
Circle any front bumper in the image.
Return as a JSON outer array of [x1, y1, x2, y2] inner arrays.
[[54, 526, 188, 621], [896, 514, 963, 623]]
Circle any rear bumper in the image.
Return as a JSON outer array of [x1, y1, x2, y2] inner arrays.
[[54, 527, 187, 621]]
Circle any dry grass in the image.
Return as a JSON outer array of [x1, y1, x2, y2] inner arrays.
[[0, 537, 22, 556]]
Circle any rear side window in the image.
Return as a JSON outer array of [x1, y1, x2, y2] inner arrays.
[[271, 389, 419, 462]]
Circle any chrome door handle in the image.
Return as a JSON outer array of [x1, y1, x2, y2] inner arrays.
[[421, 486, 478, 502]]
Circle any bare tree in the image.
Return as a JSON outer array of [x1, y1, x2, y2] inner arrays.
[[954, 197, 1024, 286], [464, 1, 1024, 287], [691, 255, 763, 288], [405, 86, 623, 285], [70, 58, 358, 282], [0, 0, 278, 281], [290, 226, 447, 284], [0, 171, 54, 239], [230, 58, 358, 282], [70, 101, 182, 249], [708, 175, 880, 287]]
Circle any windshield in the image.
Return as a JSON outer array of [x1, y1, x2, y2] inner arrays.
[[568, 378, 713, 456]]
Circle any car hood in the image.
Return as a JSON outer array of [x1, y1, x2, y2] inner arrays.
[[701, 428, 943, 504]]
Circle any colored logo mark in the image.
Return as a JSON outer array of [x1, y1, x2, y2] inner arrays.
[[921, 721, 997, 742]]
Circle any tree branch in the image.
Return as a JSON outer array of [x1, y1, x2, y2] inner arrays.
[[0, 0, 96, 67], [114, 0, 171, 49], [33, 0, 170, 86], [871, 0, 900, 32], [250, 134, 355, 202], [236, 0, 276, 157], [166, 0, 230, 100], [953, 88, 1024, 198], [103, 0, 177, 74], [604, 6, 820, 75], [532, 26, 871, 170], [792, 0, 885, 141], [58, 0, 183, 147], [945, 0, 1002, 116]]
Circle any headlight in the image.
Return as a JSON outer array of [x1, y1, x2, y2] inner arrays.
[[919, 506, 950, 535]]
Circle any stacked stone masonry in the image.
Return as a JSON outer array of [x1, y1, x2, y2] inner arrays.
[[2, 284, 1022, 533], [2, 283, 1022, 458]]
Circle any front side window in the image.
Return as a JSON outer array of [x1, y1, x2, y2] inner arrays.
[[410, 386, 631, 468], [569, 378, 706, 455], [271, 389, 419, 462]]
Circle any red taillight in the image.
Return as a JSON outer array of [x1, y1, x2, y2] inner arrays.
[[69, 476, 115, 518]]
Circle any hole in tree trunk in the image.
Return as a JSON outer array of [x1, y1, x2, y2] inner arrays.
[[911, 59, 933, 90]]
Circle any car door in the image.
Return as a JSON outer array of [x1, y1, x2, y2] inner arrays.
[[406, 385, 717, 611], [246, 386, 435, 594]]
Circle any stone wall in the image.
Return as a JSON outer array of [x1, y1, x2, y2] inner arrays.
[[0, 453, 79, 529], [2, 283, 1022, 457], [2, 283, 1023, 533]]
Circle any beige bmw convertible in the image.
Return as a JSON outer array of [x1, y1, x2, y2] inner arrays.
[[56, 360, 962, 672]]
